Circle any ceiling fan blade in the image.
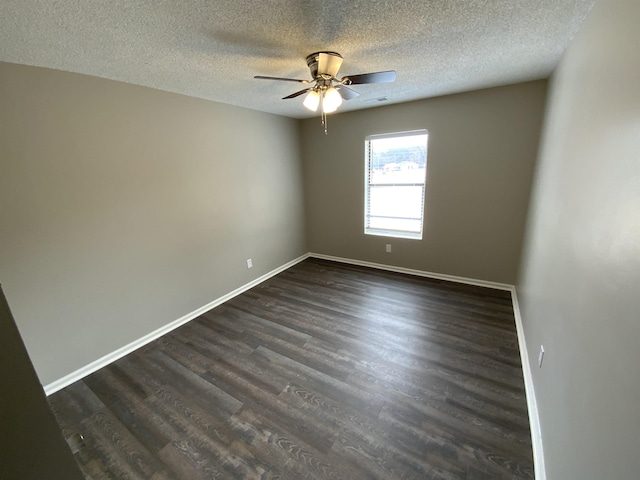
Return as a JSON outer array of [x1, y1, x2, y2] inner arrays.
[[318, 52, 343, 78], [282, 88, 311, 99], [335, 85, 360, 100], [254, 75, 310, 84], [342, 70, 397, 85]]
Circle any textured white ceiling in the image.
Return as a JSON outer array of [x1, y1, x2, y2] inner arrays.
[[0, 0, 594, 119]]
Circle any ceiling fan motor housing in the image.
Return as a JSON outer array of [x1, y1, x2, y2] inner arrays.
[[306, 51, 343, 79]]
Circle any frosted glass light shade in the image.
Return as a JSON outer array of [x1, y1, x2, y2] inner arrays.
[[303, 90, 320, 111], [323, 87, 342, 113]]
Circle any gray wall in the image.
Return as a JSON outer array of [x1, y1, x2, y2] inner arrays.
[[0, 62, 306, 386], [517, 2, 640, 479], [0, 286, 84, 480], [301, 81, 547, 284]]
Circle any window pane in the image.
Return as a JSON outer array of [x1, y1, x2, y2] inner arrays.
[[369, 134, 427, 185], [368, 185, 423, 219]]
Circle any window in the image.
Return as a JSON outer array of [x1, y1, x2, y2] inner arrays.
[[364, 130, 428, 239]]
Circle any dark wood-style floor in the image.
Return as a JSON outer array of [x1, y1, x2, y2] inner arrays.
[[49, 258, 534, 480]]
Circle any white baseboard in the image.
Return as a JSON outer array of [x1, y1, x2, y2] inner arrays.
[[308, 253, 513, 291], [43, 253, 310, 396], [510, 288, 546, 480]]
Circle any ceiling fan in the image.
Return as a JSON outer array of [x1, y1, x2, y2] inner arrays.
[[255, 51, 396, 132]]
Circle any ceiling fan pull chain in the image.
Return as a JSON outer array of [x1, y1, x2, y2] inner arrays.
[[321, 96, 328, 135], [321, 109, 326, 134]]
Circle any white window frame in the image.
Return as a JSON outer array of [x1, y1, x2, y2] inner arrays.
[[364, 130, 428, 240]]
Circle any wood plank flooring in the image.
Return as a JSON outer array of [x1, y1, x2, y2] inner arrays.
[[48, 258, 534, 479]]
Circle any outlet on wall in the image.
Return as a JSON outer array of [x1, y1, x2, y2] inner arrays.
[[385, 244, 392, 253], [246, 258, 253, 269], [538, 345, 545, 368]]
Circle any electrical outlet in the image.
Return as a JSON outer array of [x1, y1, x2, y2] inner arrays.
[[246, 258, 253, 269], [538, 345, 545, 368], [385, 244, 392, 253]]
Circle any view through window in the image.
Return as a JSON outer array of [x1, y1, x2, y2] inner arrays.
[[364, 130, 428, 239]]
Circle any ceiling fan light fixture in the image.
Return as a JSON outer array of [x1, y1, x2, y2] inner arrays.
[[322, 86, 342, 113], [254, 51, 395, 132], [303, 90, 320, 111]]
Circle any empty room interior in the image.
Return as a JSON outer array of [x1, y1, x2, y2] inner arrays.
[[1, 1, 639, 479]]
